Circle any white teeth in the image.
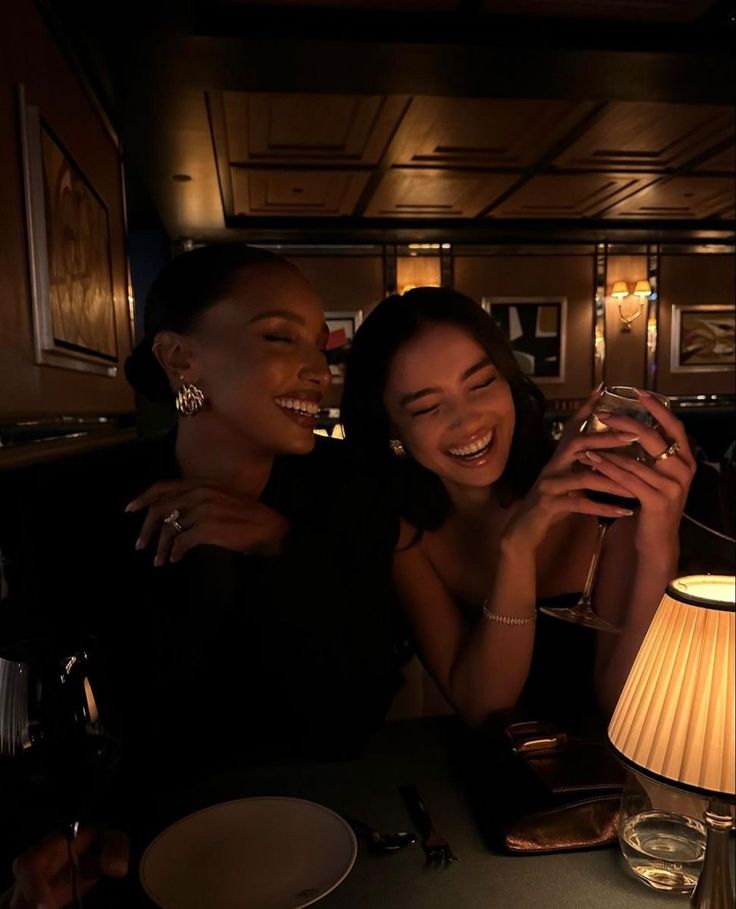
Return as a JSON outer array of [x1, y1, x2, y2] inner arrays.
[[275, 397, 320, 416], [448, 431, 493, 457]]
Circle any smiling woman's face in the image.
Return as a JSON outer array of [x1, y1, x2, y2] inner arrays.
[[383, 323, 516, 490], [183, 263, 331, 456]]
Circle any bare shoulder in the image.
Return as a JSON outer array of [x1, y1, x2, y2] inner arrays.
[[396, 517, 423, 553]]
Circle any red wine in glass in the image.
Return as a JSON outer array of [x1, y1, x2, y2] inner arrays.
[[540, 386, 669, 632], [587, 490, 640, 513]]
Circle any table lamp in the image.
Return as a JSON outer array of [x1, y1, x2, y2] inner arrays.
[[608, 574, 735, 907]]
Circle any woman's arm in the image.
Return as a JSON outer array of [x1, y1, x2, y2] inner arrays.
[[126, 479, 290, 566], [394, 393, 646, 725], [394, 523, 537, 725], [586, 394, 695, 714], [594, 540, 677, 715]]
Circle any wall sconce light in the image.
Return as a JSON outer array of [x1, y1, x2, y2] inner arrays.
[[610, 281, 630, 300], [609, 280, 651, 331]]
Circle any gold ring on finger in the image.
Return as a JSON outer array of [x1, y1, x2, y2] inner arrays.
[[163, 508, 184, 533], [654, 440, 680, 462]]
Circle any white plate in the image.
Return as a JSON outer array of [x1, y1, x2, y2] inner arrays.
[[140, 796, 357, 909]]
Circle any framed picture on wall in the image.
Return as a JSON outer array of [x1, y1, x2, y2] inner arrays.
[[481, 297, 567, 383], [325, 310, 363, 384], [19, 86, 118, 376], [671, 304, 735, 373]]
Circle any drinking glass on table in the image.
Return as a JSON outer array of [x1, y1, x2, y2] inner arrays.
[[0, 641, 119, 908], [539, 385, 670, 633]]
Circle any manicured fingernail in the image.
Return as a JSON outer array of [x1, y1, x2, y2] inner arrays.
[[125, 500, 138, 512], [620, 433, 640, 442], [584, 450, 603, 463], [615, 508, 634, 516], [637, 390, 651, 398], [135, 538, 144, 550], [153, 556, 163, 567], [170, 554, 179, 563]]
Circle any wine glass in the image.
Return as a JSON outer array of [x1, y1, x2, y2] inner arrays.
[[0, 640, 119, 907], [539, 386, 670, 633]]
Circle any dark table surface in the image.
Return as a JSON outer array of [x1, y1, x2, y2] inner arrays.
[[52, 716, 718, 909]]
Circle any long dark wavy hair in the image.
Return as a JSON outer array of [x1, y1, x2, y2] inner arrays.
[[341, 286, 554, 531]]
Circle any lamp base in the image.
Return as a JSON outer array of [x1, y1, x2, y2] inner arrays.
[[689, 802, 735, 909]]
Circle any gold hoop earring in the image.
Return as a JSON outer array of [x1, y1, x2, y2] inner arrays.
[[175, 382, 205, 417], [389, 438, 406, 457]]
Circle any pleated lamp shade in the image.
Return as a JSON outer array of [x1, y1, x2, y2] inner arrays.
[[608, 575, 735, 800]]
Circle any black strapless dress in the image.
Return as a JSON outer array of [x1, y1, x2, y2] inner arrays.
[[521, 593, 599, 723]]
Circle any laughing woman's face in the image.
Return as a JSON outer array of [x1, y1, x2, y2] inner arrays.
[[178, 263, 332, 456], [383, 323, 516, 493]]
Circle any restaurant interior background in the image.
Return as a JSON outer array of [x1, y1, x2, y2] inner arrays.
[[0, 0, 734, 716], [1, 0, 734, 452]]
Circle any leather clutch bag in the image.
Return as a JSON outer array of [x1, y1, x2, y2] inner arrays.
[[453, 713, 625, 855]]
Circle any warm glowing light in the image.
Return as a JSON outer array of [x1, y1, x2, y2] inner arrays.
[[609, 574, 735, 797], [671, 574, 735, 605], [610, 281, 630, 300]]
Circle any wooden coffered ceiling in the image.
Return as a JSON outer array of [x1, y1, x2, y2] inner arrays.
[[46, 0, 736, 243], [208, 92, 734, 224]]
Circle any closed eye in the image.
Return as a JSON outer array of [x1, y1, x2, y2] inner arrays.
[[471, 375, 496, 391], [409, 404, 439, 417]]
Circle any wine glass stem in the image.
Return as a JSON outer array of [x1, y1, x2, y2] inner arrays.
[[577, 520, 611, 614], [65, 820, 84, 909]]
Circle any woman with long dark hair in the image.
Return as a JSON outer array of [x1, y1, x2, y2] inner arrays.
[[342, 286, 694, 725]]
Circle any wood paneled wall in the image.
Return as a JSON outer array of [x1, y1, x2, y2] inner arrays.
[[0, 0, 133, 419], [658, 254, 736, 395], [285, 255, 384, 315], [454, 254, 596, 399], [286, 255, 384, 407], [283, 248, 733, 405]]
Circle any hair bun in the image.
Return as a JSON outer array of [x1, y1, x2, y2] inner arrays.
[[124, 339, 173, 404]]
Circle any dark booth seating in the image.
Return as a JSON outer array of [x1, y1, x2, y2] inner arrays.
[[0, 441, 141, 641], [675, 404, 736, 575]]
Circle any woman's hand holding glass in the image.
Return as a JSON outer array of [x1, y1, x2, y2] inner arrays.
[[502, 389, 644, 552], [126, 479, 290, 566], [536, 386, 695, 631], [578, 391, 696, 560]]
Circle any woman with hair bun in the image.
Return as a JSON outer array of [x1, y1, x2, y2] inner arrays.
[[123, 243, 328, 564], [7, 245, 401, 909]]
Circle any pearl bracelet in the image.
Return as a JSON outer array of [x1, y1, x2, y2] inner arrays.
[[482, 600, 536, 626]]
